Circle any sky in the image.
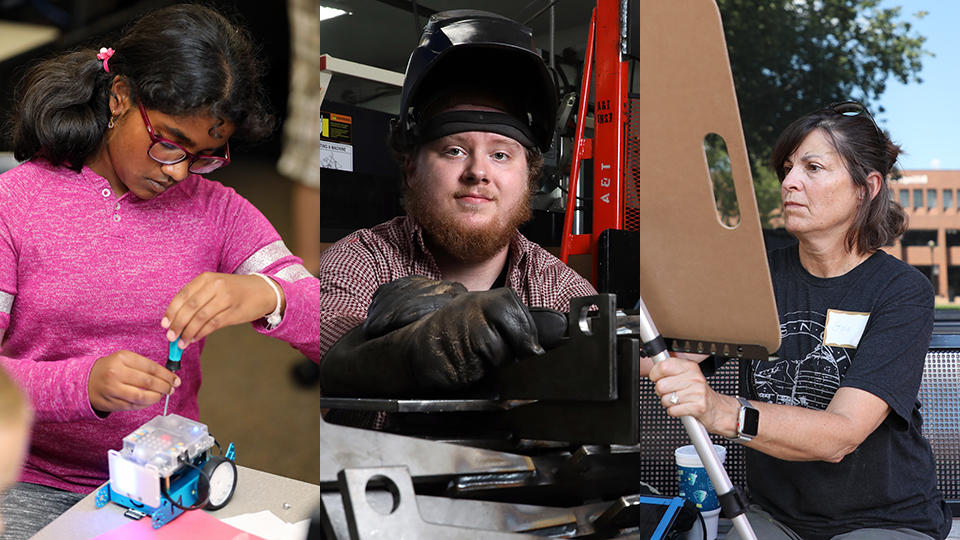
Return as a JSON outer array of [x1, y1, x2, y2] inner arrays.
[[875, 0, 959, 171]]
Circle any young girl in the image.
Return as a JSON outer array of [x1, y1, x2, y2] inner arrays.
[[0, 5, 325, 537]]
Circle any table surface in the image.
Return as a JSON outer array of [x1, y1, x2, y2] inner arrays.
[[0, 20, 58, 62], [31, 466, 323, 540], [29, 464, 960, 539]]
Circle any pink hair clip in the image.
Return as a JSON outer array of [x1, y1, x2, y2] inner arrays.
[[97, 47, 115, 73]]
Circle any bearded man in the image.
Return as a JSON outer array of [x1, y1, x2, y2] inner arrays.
[[312, 11, 596, 418]]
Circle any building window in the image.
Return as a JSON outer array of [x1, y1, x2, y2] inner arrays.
[[945, 190, 954, 210], [927, 189, 937, 209], [900, 189, 910, 208], [902, 229, 938, 247], [947, 229, 960, 247], [914, 189, 923, 210]]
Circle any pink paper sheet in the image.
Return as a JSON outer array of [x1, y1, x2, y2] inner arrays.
[[91, 510, 267, 540]]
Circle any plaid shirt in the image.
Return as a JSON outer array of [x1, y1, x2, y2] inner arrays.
[[313, 216, 597, 359], [315, 216, 597, 428]]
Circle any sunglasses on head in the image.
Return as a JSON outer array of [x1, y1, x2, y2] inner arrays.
[[137, 100, 231, 174], [826, 101, 885, 150]]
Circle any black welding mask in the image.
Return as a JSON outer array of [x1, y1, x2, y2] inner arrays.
[[392, 10, 557, 153]]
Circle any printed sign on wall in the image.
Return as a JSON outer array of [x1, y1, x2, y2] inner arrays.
[[318, 112, 354, 172]]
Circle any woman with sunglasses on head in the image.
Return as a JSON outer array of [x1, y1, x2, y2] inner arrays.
[[0, 5, 326, 537], [649, 103, 951, 540]]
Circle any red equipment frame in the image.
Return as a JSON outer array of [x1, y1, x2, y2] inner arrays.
[[559, 0, 627, 283]]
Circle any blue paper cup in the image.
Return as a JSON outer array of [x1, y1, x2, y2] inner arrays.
[[676, 444, 727, 539], [675, 444, 727, 512]]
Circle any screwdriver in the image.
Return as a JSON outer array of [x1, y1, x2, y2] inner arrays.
[[163, 339, 183, 416]]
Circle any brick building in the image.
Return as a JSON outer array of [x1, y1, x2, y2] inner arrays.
[[886, 170, 960, 300]]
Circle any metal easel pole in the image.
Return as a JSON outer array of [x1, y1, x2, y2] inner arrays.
[[631, 295, 758, 540]]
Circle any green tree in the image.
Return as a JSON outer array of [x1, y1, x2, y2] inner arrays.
[[706, 134, 782, 228], [717, 0, 929, 225], [751, 156, 783, 227], [705, 133, 740, 227]]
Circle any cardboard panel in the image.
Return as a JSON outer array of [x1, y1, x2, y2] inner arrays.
[[629, 0, 780, 354]]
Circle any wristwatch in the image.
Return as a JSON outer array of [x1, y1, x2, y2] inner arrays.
[[731, 396, 759, 442]]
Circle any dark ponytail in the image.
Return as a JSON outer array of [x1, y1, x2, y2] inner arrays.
[[10, 50, 114, 170], [7, 4, 275, 171]]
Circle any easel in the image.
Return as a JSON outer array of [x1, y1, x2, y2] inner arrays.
[[559, 1, 783, 538]]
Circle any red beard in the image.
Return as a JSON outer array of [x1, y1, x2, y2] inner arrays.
[[403, 185, 533, 263]]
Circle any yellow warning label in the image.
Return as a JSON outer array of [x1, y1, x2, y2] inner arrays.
[[319, 111, 352, 144]]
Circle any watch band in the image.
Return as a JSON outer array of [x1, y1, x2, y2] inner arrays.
[[732, 396, 759, 442]]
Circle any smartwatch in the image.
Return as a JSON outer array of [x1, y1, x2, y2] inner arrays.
[[732, 396, 759, 442]]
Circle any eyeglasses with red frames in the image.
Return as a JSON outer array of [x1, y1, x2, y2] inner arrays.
[[136, 100, 231, 174]]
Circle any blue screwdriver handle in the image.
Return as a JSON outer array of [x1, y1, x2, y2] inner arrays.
[[166, 339, 183, 372]]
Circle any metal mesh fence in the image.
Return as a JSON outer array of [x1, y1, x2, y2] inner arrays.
[[920, 350, 960, 500]]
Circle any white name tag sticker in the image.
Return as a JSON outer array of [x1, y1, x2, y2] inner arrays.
[[823, 309, 870, 349]]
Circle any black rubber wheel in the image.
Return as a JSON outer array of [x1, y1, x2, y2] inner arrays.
[[202, 457, 237, 510]]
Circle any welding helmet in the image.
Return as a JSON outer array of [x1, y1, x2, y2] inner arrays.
[[392, 10, 557, 153]]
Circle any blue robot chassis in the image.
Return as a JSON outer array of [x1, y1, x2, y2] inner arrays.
[[95, 414, 237, 529]]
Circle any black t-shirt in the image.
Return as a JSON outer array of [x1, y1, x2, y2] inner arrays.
[[745, 245, 951, 540]]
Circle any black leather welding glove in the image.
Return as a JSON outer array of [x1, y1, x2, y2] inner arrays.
[[362, 275, 468, 338], [364, 275, 568, 349], [320, 287, 545, 397], [527, 307, 568, 350]]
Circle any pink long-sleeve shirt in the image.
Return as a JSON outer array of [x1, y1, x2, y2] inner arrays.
[[0, 160, 322, 493]]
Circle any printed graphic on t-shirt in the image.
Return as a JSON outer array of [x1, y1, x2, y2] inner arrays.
[[752, 310, 852, 411]]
